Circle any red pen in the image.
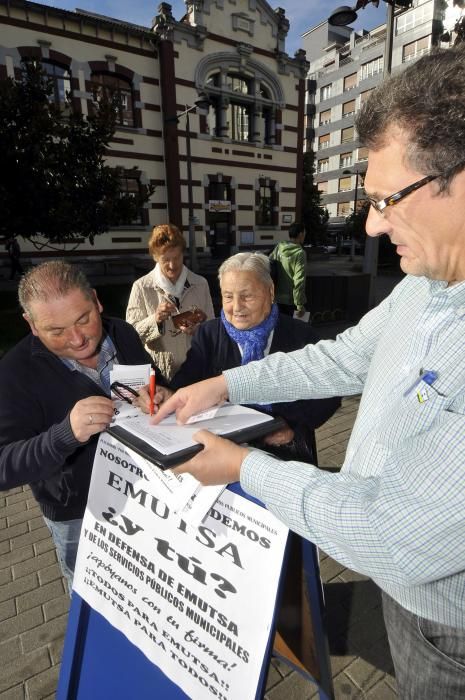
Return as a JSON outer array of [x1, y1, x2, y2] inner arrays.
[[149, 368, 156, 416]]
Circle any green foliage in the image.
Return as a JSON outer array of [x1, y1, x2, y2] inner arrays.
[[345, 201, 370, 242], [344, 203, 398, 264], [301, 151, 329, 245], [0, 60, 153, 246]]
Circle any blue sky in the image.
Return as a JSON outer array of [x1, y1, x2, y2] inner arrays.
[[38, 0, 386, 56]]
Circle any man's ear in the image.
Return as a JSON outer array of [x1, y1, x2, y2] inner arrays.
[[23, 313, 38, 336], [92, 289, 103, 314]]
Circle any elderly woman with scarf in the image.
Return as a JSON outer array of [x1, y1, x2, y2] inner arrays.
[[170, 252, 340, 462], [126, 224, 214, 381]]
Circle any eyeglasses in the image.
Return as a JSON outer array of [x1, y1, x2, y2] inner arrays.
[[365, 174, 438, 216], [110, 381, 139, 404]]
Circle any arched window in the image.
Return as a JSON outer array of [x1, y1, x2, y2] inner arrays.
[[91, 73, 134, 127], [204, 71, 275, 143], [196, 54, 284, 147]]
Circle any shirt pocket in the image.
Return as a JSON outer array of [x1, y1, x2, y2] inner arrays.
[[378, 381, 453, 449]]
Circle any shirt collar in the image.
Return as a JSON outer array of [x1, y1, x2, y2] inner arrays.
[[428, 278, 465, 306]]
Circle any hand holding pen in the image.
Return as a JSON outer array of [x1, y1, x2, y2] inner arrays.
[[110, 375, 173, 415], [133, 383, 174, 415], [154, 299, 177, 324]]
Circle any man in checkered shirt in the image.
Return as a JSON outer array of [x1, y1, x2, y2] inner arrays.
[[155, 47, 465, 698]]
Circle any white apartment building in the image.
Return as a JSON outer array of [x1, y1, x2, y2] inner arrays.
[[302, 0, 463, 234]]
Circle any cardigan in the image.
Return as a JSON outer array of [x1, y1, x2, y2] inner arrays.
[[171, 314, 340, 462], [0, 317, 155, 521]]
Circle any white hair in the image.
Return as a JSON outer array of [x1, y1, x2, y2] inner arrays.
[[218, 252, 272, 287]]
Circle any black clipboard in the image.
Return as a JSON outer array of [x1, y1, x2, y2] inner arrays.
[[106, 410, 285, 470]]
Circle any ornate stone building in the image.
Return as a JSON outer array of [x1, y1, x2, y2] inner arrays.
[[0, 0, 308, 265]]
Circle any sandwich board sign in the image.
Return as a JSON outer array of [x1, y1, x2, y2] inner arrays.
[[57, 434, 333, 699]]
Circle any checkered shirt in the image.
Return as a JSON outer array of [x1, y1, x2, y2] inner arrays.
[[225, 275, 465, 628]]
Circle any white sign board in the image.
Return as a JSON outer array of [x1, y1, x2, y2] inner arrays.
[[208, 200, 232, 212], [74, 434, 289, 700]]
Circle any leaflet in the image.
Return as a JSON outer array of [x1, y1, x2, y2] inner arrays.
[[109, 364, 151, 422], [109, 364, 151, 393], [122, 444, 224, 523]]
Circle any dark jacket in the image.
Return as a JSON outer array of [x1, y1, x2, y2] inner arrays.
[[0, 317, 156, 521], [171, 314, 340, 464], [6, 238, 20, 259]]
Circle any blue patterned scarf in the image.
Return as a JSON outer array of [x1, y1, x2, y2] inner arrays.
[[221, 304, 279, 412], [221, 303, 279, 364]]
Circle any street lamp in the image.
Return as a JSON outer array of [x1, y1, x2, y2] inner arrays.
[[328, 6, 358, 26], [329, 0, 412, 305], [165, 94, 210, 272], [329, 1, 412, 58], [342, 168, 364, 260]]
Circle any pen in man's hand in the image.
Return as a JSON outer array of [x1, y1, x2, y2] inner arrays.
[[149, 368, 156, 416]]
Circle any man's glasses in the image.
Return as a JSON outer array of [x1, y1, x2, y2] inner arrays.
[[365, 174, 438, 216]]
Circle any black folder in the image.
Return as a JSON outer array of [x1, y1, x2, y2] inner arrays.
[[106, 411, 285, 470]]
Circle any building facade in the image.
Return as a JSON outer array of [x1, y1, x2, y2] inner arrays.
[[0, 0, 308, 264], [302, 0, 461, 236]]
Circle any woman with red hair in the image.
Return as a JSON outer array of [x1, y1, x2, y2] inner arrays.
[[126, 223, 214, 380]]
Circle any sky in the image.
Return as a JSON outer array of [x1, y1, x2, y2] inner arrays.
[[37, 0, 387, 56]]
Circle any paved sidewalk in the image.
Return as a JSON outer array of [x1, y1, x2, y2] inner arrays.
[[0, 396, 397, 700]]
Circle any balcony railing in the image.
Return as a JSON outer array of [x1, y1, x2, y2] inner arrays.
[[361, 36, 386, 52], [339, 56, 354, 66]]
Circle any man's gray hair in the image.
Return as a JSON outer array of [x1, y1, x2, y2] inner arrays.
[[356, 45, 465, 192], [18, 260, 93, 317], [218, 252, 273, 287]]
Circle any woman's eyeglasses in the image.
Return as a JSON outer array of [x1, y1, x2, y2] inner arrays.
[[110, 381, 140, 404]]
